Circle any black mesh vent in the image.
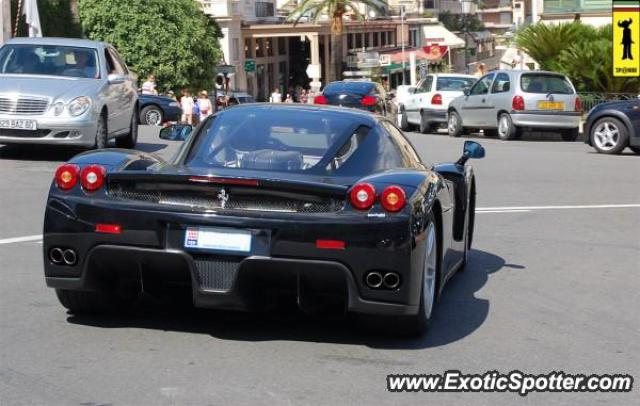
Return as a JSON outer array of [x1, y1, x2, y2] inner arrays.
[[107, 183, 344, 213], [0, 129, 50, 138], [193, 256, 242, 291]]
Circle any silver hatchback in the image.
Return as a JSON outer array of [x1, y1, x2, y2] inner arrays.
[[447, 70, 582, 141], [0, 37, 138, 148]]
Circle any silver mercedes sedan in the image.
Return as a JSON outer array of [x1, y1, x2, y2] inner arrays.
[[0, 37, 138, 148]]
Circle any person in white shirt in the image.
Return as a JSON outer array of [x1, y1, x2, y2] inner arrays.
[[180, 90, 194, 125], [198, 91, 212, 121], [270, 88, 282, 103], [141, 74, 158, 95]]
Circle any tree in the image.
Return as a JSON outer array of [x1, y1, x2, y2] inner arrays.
[[438, 10, 485, 33], [11, 0, 82, 38], [78, 0, 222, 92], [516, 22, 639, 93], [288, 0, 387, 81]]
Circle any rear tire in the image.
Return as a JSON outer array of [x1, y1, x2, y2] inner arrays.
[[448, 111, 464, 138], [140, 105, 163, 126], [497, 113, 519, 140], [561, 128, 579, 142], [55, 289, 136, 315], [399, 107, 410, 131], [115, 107, 138, 148], [94, 114, 108, 149], [591, 117, 629, 154]]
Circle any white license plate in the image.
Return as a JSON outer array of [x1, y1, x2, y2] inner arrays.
[[184, 227, 252, 252], [0, 119, 37, 130]]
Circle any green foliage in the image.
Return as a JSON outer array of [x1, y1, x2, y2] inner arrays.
[[438, 10, 485, 32], [515, 22, 640, 93], [11, 0, 82, 38], [78, 0, 222, 92]]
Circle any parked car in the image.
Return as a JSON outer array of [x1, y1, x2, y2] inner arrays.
[[212, 91, 256, 109], [584, 99, 640, 154], [43, 104, 484, 336], [313, 80, 395, 116], [399, 73, 476, 133], [0, 37, 138, 148], [138, 93, 181, 126], [447, 70, 582, 141]]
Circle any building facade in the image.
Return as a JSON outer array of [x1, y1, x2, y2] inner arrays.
[[539, 0, 612, 26]]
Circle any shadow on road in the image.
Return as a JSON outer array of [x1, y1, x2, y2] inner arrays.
[[67, 249, 516, 350]]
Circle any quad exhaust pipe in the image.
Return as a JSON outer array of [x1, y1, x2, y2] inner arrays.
[[365, 271, 401, 289], [49, 247, 77, 266]]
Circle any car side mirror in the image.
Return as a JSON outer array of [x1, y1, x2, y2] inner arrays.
[[159, 124, 193, 141], [107, 73, 125, 84], [457, 140, 485, 165], [462, 87, 470, 96]]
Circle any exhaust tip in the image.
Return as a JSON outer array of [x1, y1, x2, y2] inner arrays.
[[383, 272, 400, 289], [365, 272, 383, 289], [49, 248, 64, 264], [62, 249, 77, 266]]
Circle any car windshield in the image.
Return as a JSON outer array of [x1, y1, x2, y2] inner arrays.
[[186, 108, 368, 174], [436, 77, 476, 91], [324, 82, 374, 95], [520, 74, 574, 94], [0, 44, 99, 79]]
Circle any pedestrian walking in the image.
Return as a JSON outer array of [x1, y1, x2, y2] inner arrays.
[[198, 91, 212, 121], [270, 88, 282, 103], [141, 74, 158, 95], [284, 93, 294, 103], [299, 89, 308, 104], [192, 96, 200, 126], [180, 90, 193, 125], [473, 63, 486, 78]]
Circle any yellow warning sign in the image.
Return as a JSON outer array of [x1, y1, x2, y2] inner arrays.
[[613, 2, 640, 77]]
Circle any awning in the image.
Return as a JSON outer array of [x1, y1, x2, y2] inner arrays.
[[422, 25, 465, 49]]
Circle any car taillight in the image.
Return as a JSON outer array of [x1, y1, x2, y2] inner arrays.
[[54, 164, 79, 190], [512, 95, 525, 111], [574, 96, 582, 112], [380, 185, 406, 212], [431, 94, 442, 105], [350, 183, 376, 210], [80, 164, 106, 192], [314, 95, 328, 104], [361, 95, 377, 107]]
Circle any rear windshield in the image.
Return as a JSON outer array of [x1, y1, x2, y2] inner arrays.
[[0, 44, 99, 79], [436, 77, 476, 91], [520, 74, 574, 94], [324, 82, 374, 95], [186, 108, 370, 174]]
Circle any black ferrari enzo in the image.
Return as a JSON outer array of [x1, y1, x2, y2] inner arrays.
[[43, 104, 484, 334]]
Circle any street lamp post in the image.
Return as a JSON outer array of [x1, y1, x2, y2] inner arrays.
[[461, 0, 476, 74], [400, 4, 406, 84]]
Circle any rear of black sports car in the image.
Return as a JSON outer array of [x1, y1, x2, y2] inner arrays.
[[43, 106, 438, 317]]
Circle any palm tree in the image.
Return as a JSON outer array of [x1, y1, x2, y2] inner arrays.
[[288, 0, 387, 81]]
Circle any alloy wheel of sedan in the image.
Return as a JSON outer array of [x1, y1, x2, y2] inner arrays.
[[423, 222, 437, 320], [593, 121, 620, 151], [145, 108, 163, 126]]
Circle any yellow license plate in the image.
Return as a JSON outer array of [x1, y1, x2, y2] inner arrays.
[[538, 101, 564, 110]]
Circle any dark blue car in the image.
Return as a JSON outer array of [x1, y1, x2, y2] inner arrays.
[[584, 99, 640, 154], [138, 94, 182, 126]]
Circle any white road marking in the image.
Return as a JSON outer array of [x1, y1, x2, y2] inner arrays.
[[0, 234, 42, 245], [0, 204, 638, 245]]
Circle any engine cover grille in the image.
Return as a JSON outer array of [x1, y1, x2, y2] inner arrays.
[[193, 256, 241, 291], [0, 97, 49, 115]]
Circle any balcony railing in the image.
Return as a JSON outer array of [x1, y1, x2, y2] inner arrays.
[[543, 0, 612, 13]]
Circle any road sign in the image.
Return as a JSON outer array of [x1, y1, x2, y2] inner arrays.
[[244, 60, 255, 73], [216, 65, 235, 75], [612, 1, 640, 77], [379, 55, 391, 66]]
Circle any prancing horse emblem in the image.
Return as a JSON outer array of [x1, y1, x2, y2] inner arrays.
[[217, 188, 229, 209]]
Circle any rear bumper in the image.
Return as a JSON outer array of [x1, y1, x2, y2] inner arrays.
[[510, 111, 581, 129], [43, 197, 423, 315], [422, 108, 447, 124], [0, 112, 98, 146]]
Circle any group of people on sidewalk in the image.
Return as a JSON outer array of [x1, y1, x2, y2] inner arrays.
[[179, 90, 212, 125], [269, 86, 313, 104]]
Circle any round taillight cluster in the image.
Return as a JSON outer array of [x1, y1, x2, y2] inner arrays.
[[80, 165, 106, 192], [360, 95, 377, 107], [54, 164, 79, 190], [349, 183, 406, 212], [314, 95, 328, 104]]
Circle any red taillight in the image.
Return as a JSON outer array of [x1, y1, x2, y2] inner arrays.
[[95, 224, 122, 234], [54, 164, 79, 190], [316, 239, 346, 250], [314, 95, 328, 104], [380, 185, 406, 212], [431, 94, 442, 105], [350, 183, 376, 210], [512, 95, 525, 111], [80, 164, 106, 192], [574, 97, 582, 112], [361, 95, 377, 107]]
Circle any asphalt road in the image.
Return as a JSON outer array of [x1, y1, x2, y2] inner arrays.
[[1, 126, 639, 406]]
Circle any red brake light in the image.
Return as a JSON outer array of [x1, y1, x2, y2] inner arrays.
[[55, 164, 79, 190], [80, 165, 106, 192], [512, 95, 525, 111], [350, 183, 376, 210], [574, 96, 582, 112], [380, 185, 406, 212], [361, 95, 377, 107], [95, 224, 122, 234], [314, 95, 328, 104], [431, 94, 442, 105]]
